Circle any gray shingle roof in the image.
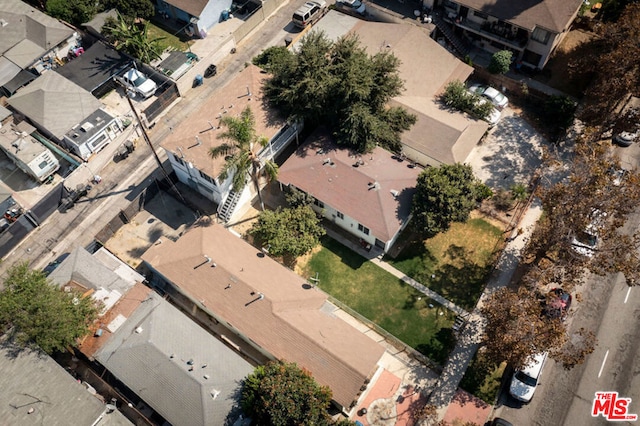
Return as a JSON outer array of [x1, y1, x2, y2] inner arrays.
[[95, 293, 253, 426], [0, 0, 74, 68], [0, 338, 131, 426], [7, 72, 102, 140], [49, 247, 135, 296]]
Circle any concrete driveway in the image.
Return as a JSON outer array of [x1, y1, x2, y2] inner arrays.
[[466, 108, 546, 190]]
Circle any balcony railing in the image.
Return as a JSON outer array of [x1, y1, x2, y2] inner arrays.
[[454, 18, 528, 50]]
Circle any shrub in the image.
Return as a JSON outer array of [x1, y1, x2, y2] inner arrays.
[[488, 50, 513, 74]]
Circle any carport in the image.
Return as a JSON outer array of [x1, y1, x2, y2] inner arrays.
[[55, 41, 130, 98], [0, 69, 37, 98]]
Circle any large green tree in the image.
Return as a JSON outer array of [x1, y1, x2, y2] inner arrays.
[[411, 163, 491, 236], [209, 106, 279, 210], [0, 263, 99, 354], [259, 31, 416, 153], [102, 0, 154, 19], [104, 12, 165, 63], [250, 205, 325, 259], [46, 0, 98, 25], [241, 361, 333, 426], [440, 81, 494, 121]]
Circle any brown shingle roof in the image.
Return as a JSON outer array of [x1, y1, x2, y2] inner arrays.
[[141, 224, 385, 408], [278, 128, 420, 242], [452, 0, 583, 32], [163, 0, 209, 17], [161, 64, 285, 179], [346, 19, 488, 164]]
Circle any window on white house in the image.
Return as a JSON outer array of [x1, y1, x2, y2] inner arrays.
[[313, 199, 324, 208], [531, 27, 550, 44], [358, 224, 370, 235], [336, 211, 344, 219], [199, 170, 214, 184]]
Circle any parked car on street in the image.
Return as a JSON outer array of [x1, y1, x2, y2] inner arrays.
[[509, 352, 548, 403], [292, 0, 327, 28], [571, 209, 606, 257], [335, 0, 366, 15], [468, 84, 509, 109], [613, 131, 637, 147], [116, 68, 158, 99], [543, 288, 572, 320]]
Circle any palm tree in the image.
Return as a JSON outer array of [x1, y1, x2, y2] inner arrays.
[[209, 106, 278, 210], [105, 12, 165, 63]]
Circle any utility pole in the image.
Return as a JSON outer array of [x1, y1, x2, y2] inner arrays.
[[115, 77, 188, 205]]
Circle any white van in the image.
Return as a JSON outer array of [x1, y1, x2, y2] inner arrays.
[[509, 352, 548, 403], [292, 0, 327, 28]]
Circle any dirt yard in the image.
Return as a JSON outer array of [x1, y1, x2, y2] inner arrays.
[[536, 28, 595, 97]]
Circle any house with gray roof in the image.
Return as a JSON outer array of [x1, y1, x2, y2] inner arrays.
[[7, 72, 123, 161], [0, 338, 132, 426], [93, 291, 254, 426], [427, 0, 582, 69], [48, 247, 142, 315], [0, 0, 79, 96]]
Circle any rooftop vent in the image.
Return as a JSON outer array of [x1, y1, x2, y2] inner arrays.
[[211, 389, 221, 400], [135, 326, 143, 334], [0, 19, 8, 27], [80, 122, 94, 132], [390, 189, 399, 198], [368, 181, 380, 191]]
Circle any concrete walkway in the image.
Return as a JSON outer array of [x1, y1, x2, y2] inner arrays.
[[323, 227, 468, 316]]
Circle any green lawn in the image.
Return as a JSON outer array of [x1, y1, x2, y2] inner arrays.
[[147, 22, 191, 52], [301, 237, 456, 364], [388, 217, 504, 309]]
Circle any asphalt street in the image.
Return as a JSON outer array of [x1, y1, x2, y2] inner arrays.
[[496, 231, 640, 425]]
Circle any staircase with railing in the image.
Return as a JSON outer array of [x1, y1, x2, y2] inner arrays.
[[432, 11, 472, 57], [218, 190, 241, 223]]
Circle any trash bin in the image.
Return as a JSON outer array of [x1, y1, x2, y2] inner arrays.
[[194, 74, 204, 87], [204, 64, 217, 78]]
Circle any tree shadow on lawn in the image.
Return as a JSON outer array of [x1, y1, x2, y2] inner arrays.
[[416, 245, 493, 310], [322, 236, 366, 270]]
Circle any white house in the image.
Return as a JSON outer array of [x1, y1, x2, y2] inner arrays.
[[161, 64, 302, 222], [7, 72, 122, 161], [278, 128, 421, 253], [426, 0, 583, 70], [0, 119, 59, 182]]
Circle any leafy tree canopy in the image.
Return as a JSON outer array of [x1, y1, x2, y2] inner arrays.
[[440, 81, 494, 120], [46, 0, 98, 25], [481, 131, 640, 370], [241, 361, 333, 426], [0, 263, 99, 354], [102, 0, 154, 19], [412, 163, 491, 236], [250, 205, 325, 259], [488, 50, 512, 74], [574, 3, 640, 125], [259, 31, 416, 153]]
